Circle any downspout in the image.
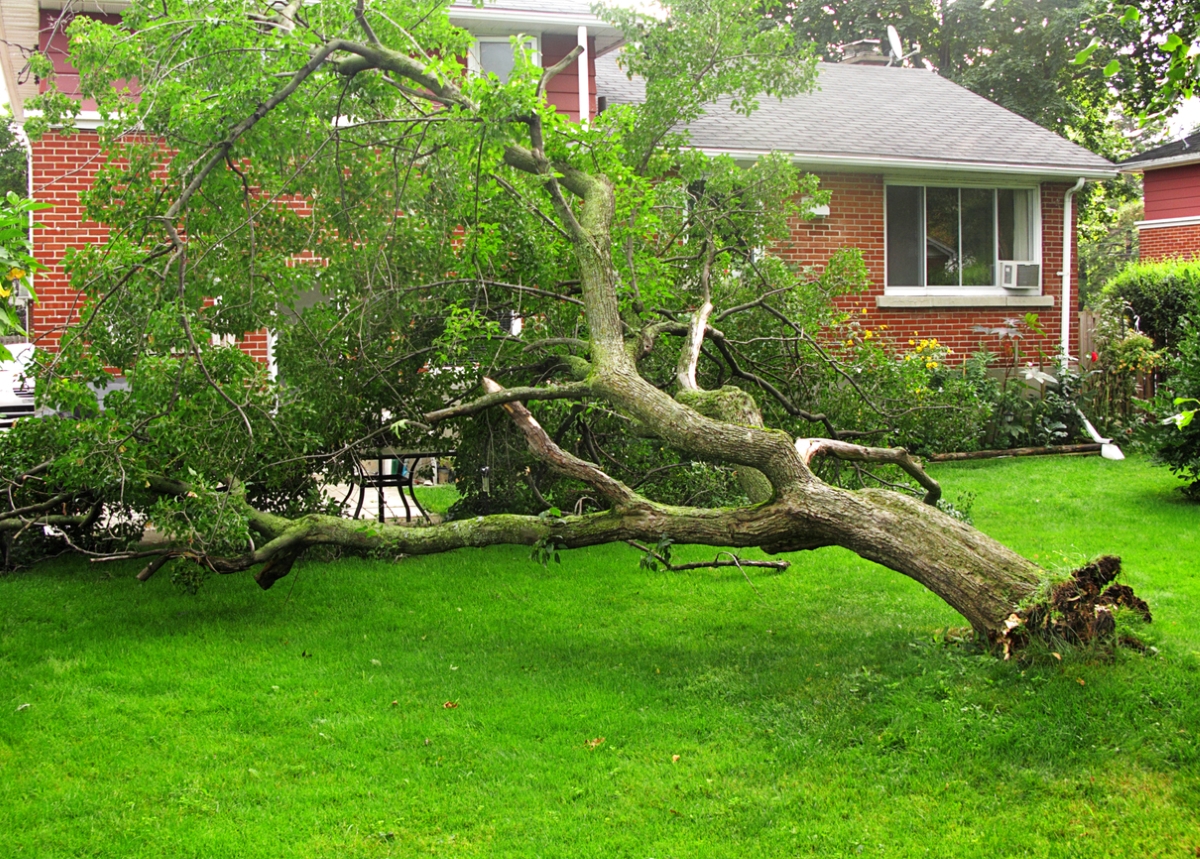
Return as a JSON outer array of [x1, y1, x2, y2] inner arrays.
[[1060, 177, 1123, 460], [576, 25, 589, 124], [1060, 177, 1086, 363]]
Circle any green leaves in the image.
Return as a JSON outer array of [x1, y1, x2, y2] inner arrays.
[[637, 536, 674, 572], [1167, 397, 1199, 429], [0, 192, 49, 356], [1119, 5, 1141, 25], [1073, 39, 1101, 65], [530, 534, 567, 568]]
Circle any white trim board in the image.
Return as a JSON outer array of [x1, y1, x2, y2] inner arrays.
[[21, 110, 106, 130], [1137, 215, 1200, 230], [1120, 152, 1200, 174], [697, 147, 1116, 181], [876, 295, 1054, 309]]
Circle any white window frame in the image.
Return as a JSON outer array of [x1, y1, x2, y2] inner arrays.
[[883, 181, 1042, 296], [467, 35, 541, 81]]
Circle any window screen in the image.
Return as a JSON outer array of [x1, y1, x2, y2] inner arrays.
[[886, 185, 923, 287], [479, 41, 517, 83]]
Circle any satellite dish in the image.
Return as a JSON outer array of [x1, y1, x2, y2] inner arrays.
[[886, 25, 904, 64]]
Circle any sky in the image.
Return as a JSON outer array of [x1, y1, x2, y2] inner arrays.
[[1168, 97, 1200, 138]]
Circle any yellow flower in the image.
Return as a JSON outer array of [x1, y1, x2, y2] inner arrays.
[[863, 329, 873, 339], [908, 339, 915, 346], [860, 307, 868, 314], [879, 324, 888, 330], [0, 285, 10, 298], [7, 267, 25, 281]]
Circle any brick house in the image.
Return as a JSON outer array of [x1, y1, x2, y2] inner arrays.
[[1118, 132, 1200, 262], [1, 0, 1116, 365]]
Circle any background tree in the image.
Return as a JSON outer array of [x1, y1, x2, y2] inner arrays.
[[0, 119, 28, 199], [784, 0, 1156, 304], [1, 0, 1148, 648], [786, 0, 1120, 150], [1077, 0, 1200, 120], [0, 121, 34, 346]]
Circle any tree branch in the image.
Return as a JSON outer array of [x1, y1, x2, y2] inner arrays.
[[793, 438, 941, 506], [423, 381, 592, 425], [625, 540, 790, 572], [482, 377, 639, 509], [537, 45, 583, 98], [675, 241, 716, 391]]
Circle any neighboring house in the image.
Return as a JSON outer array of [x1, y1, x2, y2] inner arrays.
[[1118, 132, 1200, 262], [0, 0, 1116, 366]]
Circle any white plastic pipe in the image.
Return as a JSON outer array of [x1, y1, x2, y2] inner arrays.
[[1061, 177, 1086, 363], [577, 25, 589, 124]]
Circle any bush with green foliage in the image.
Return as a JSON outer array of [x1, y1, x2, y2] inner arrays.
[[1087, 259, 1200, 496], [1150, 322, 1200, 498], [1101, 258, 1200, 351], [1086, 289, 1164, 439]]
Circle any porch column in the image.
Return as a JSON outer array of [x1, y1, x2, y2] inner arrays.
[[577, 25, 589, 124]]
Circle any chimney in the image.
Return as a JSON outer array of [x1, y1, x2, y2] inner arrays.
[[839, 40, 889, 66]]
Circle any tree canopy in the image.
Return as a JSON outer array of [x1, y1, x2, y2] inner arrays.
[[787, 0, 1125, 156], [1, 0, 1150, 649]]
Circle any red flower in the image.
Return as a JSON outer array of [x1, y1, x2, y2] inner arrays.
[[1090, 351, 1099, 363]]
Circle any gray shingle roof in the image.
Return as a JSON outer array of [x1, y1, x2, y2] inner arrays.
[[597, 55, 1116, 178], [1117, 130, 1200, 171]]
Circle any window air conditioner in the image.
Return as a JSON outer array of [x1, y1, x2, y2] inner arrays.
[[999, 261, 1040, 290]]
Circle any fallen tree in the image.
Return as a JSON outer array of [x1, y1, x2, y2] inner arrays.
[[3, 0, 1147, 649]]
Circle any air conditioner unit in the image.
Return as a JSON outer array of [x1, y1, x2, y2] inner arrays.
[[1000, 261, 1040, 291]]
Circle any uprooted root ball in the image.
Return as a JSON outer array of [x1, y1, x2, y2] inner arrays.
[[1000, 556, 1152, 655]]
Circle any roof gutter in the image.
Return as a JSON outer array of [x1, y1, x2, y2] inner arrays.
[[1061, 177, 1086, 363], [448, 8, 618, 31], [1118, 151, 1200, 173], [694, 147, 1118, 181]]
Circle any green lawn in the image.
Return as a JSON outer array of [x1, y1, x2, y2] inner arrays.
[[1, 456, 1198, 858]]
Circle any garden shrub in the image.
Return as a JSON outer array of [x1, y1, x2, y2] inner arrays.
[[1086, 289, 1165, 440], [1101, 258, 1200, 351], [1150, 320, 1200, 498]]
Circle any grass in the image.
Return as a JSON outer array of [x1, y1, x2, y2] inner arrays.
[[412, 484, 460, 516], [1, 455, 1198, 858]]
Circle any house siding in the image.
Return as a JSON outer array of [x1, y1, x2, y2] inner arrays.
[[1143, 164, 1200, 221], [777, 173, 1073, 361], [541, 33, 596, 122]]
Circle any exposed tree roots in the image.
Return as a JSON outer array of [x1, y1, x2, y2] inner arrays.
[[998, 556, 1153, 657]]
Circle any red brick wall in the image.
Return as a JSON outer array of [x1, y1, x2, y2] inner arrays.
[[776, 173, 1076, 362], [29, 130, 271, 363], [1143, 164, 1200, 221], [1139, 223, 1200, 262], [28, 130, 108, 350]]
